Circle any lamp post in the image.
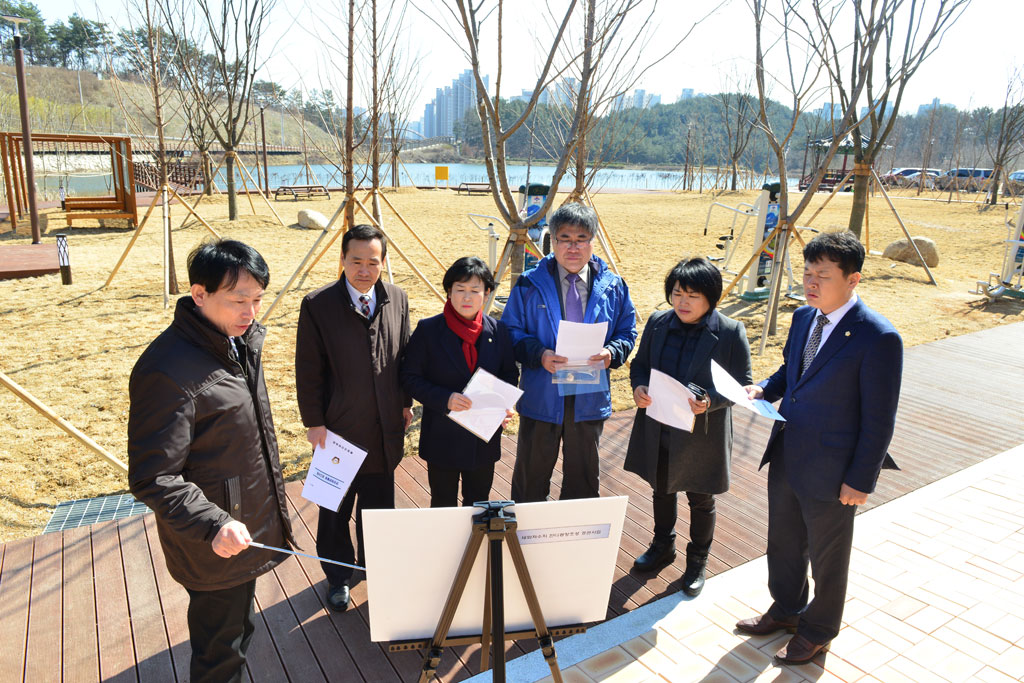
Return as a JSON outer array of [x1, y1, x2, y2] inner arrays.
[[2, 14, 40, 243]]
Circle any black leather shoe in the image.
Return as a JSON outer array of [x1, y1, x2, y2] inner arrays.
[[775, 634, 830, 664], [680, 552, 707, 597], [735, 612, 799, 636], [326, 584, 350, 612], [633, 537, 676, 572]]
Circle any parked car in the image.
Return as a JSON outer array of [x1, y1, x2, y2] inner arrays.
[[880, 168, 918, 185], [936, 168, 994, 192], [896, 170, 940, 190], [880, 167, 942, 186], [1003, 170, 1024, 196]]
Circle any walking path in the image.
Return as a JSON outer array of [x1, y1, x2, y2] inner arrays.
[[485, 442, 1024, 682]]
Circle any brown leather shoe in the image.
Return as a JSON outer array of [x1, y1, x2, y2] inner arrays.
[[735, 612, 799, 636], [774, 634, 830, 664]]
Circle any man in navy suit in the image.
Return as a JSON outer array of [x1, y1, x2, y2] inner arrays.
[[736, 231, 903, 665]]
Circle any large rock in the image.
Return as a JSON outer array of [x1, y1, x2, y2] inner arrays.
[[297, 209, 328, 230], [882, 236, 939, 268]]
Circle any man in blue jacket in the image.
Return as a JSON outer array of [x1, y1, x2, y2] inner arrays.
[[736, 231, 903, 665], [502, 202, 637, 502]]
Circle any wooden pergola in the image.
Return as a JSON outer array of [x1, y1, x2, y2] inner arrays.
[[0, 132, 139, 231]]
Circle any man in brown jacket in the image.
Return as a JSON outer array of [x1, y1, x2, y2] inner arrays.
[[129, 240, 294, 683], [295, 224, 412, 611]]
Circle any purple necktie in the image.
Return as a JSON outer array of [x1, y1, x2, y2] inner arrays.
[[565, 273, 584, 323]]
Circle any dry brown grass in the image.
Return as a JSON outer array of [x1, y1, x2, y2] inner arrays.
[[0, 186, 1020, 542]]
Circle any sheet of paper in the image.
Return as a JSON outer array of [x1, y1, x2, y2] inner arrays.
[[448, 367, 524, 442], [554, 320, 609, 361], [710, 359, 786, 421], [301, 429, 367, 511], [645, 368, 696, 432]]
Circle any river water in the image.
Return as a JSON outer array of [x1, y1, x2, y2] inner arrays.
[[41, 160, 795, 198]]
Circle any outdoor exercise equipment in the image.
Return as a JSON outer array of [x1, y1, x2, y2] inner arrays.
[[717, 187, 804, 304], [974, 202, 1024, 301]]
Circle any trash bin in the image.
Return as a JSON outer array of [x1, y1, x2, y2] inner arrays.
[[519, 183, 551, 269]]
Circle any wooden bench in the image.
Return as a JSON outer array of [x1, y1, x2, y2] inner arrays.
[[456, 182, 491, 195], [274, 185, 331, 201]]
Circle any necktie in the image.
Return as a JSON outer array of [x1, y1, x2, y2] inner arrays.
[[565, 272, 584, 323], [359, 294, 371, 318], [800, 313, 830, 376]]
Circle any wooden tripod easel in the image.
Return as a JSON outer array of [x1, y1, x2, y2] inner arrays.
[[259, 188, 447, 324]]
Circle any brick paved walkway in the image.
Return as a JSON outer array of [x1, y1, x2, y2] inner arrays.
[[490, 443, 1024, 682]]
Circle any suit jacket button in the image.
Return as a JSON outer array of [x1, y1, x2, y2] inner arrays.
[[233, 503, 240, 511], [790, 397, 796, 403]]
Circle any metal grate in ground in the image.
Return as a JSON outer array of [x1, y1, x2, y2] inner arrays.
[[43, 493, 149, 534]]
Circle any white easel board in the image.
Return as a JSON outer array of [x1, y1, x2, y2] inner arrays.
[[362, 496, 628, 642]]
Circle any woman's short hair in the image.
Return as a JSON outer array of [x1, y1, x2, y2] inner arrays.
[[664, 257, 723, 308], [442, 256, 496, 294]]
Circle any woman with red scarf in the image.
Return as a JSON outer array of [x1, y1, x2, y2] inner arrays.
[[400, 257, 519, 507]]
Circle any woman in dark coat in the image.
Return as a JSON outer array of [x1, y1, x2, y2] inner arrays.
[[401, 257, 519, 507], [625, 257, 752, 596]]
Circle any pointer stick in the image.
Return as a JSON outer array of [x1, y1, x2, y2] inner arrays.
[[249, 541, 366, 572]]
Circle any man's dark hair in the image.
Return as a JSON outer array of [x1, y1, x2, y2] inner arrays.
[[342, 224, 388, 259], [803, 230, 864, 276], [664, 257, 723, 308], [549, 202, 598, 238], [188, 239, 269, 292], [443, 256, 496, 295]]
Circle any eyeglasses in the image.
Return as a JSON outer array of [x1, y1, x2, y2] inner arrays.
[[553, 236, 594, 249]]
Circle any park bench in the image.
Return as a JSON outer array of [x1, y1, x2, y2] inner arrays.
[[274, 185, 331, 201], [457, 182, 492, 195]]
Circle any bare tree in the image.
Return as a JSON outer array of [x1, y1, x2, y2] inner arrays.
[[840, 0, 969, 236], [417, 0, 590, 284], [542, 0, 721, 201], [747, 0, 888, 343], [178, 48, 222, 196], [106, 0, 187, 292], [983, 69, 1024, 204], [165, 0, 276, 220], [420, 0, 665, 288], [717, 74, 759, 191]]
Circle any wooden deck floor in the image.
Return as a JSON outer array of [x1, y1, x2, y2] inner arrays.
[[0, 243, 58, 280], [1, 321, 1022, 682]]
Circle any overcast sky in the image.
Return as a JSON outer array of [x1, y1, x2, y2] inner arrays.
[[38, 0, 1024, 117]]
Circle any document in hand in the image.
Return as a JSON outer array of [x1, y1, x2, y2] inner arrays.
[[554, 320, 609, 361], [448, 367, 524, 442], [646, 369, 696, 432], [301, 430, 368, 511], [710, 360, 786, 421]]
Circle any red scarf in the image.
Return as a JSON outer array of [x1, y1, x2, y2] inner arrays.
[[444, 299, 483, 371]]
